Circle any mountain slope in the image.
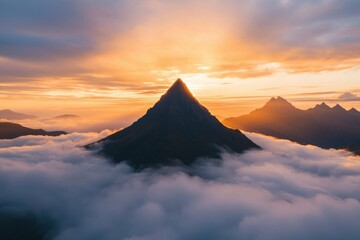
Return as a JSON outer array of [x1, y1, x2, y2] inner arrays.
[[0, 109, 36, 120], [87, 79, 260, 169], [223, 97, 360, 153], [0, 122, 67, 139]]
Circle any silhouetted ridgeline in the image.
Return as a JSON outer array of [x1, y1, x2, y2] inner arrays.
[[223, 97, 360, 155], [0, 122, 67, 139]]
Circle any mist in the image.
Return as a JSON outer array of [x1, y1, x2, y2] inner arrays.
[[1, 132, 360, 239]]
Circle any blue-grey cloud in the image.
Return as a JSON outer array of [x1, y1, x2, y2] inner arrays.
[[0, 31, 92, 61], [0, 0, 144, 61], [338, 92, 360, 101]]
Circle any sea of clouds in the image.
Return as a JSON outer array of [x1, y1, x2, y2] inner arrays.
[[1, 131, 360, 240]]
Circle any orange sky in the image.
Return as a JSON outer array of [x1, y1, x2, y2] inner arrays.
[[1, 0, 360, 131]]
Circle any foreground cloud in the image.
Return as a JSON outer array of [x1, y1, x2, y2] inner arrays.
[[1, 132, 360, 239]]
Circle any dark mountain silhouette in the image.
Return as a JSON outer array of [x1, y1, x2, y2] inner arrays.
[[0, 122, 67, 139], [0, 109, 36, 120], [223, 97, 360, 155], [349, 108, 360, 117], [86, 79, 260, 169]]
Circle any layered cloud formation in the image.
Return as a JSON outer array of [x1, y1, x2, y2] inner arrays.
[[1, 131, 360, 239], [1, 0, 360, 90]]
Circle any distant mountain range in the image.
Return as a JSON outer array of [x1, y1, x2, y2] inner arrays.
[[223, 97, 360, 155], [86, 79, 260, 169], [0, 122, 67, 139], [0, 109, 36, 120], [0, 109, 81, 121]]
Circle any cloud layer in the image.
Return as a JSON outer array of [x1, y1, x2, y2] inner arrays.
[[1, 131, 360, 239]]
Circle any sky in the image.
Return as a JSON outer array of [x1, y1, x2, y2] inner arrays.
[[1, 0, 360, 128], [1, 131, 360, 239]]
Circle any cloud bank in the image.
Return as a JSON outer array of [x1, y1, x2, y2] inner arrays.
[[1, 132, 360, 239]]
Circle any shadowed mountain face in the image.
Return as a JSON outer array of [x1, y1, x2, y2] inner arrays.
[[0, 109, 36, 120], [223, 97, 360, 154], [87, 79, 260, 169], [0, 122, 67, 139]]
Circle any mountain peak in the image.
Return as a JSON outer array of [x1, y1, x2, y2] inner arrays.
[[349, 107, 359, 113], [86, 78, 260, 170], [264, 96, 295, 109], [320, 102, 328, 107], [275, 96, 287, 102], [0, 109, 37, 120], [312, 102, 331, 110], [150, 78, 206, 119], [170, 78, 186, 89], [332, 104, 346, 111], [162, 78, 193, 100], [173, 78, 186, 87]]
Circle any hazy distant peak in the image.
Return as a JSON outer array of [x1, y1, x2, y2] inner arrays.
[[0, 109, 37, 120], [276, 96, 287, 101], [269, 96, 291, 103], [264, 96, 294, 109], [1, 109, 16, 114]]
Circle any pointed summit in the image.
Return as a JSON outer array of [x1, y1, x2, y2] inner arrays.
[[349, 107, 360, 116], [86, 79, 260, 170], [264, 96, 295, 110], [332, 104, 346, 112], [0, 109, 37, 120], [320, 102, 328, 107], [274, 96, 288, 102], [312, 102, 331, 111], [156, 78, 199, 108], [164, 78, 192, 98], [167, 78, 190, 93], [349, 107, 359, 113]]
